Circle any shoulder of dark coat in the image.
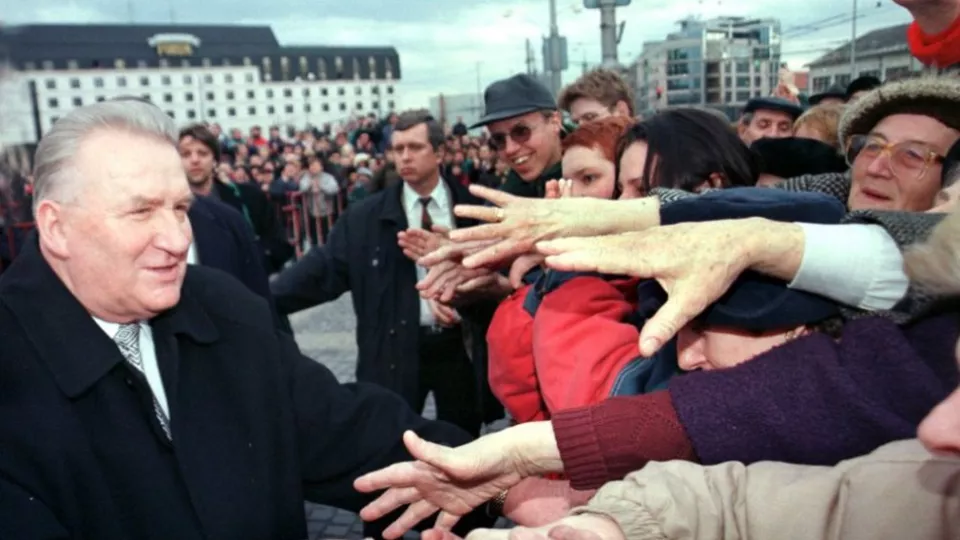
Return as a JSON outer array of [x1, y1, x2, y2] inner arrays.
[[193, 197, 250, 233], [182, 265, 273, 330]]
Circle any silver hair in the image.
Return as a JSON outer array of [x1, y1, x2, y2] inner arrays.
[[32, 99, 178, 212]]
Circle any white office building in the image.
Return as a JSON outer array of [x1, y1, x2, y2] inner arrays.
[[0, 24, 403, 146], [806, 23, 922, 92]]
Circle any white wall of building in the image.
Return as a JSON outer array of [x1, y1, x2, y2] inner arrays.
[[808, 51, 920, 92], [0, 66, 37, 146], [4, 64, 401, 145]]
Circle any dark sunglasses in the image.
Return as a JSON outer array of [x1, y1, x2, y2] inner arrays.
[[489, 122, 538, 151]]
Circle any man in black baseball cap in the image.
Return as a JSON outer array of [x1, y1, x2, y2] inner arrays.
[[846, 75, 882, 103], [737, 97, 804, 145], [473, 73, 564, 198], [808, 83, 847, 106]]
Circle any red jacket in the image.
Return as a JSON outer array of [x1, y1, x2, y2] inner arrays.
[[486, 275, 642, 423], [533, 276, 641, 414], [486, 284, 547, 423]]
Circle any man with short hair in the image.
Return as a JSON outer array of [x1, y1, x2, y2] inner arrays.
[[271, 109, 487, 437], [0, 100, 493, 539], [737, 96, 804, 145], [179, 124, 291, 272], [557, 68, 636, 125]]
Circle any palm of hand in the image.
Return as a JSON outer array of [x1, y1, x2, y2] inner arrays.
[[356, 431, 528, 536]]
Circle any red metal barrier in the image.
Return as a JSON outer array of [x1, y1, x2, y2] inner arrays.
[[284, 191, 345, 259], [282, 192, 303, 260], [1, 221, 36, 273]]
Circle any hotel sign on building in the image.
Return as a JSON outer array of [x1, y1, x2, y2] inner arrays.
[[148, 33, 202, 57]]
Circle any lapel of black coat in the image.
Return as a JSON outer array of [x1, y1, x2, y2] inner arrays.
[[188, 198, 231, 271], [446, 177, 481, 229], [0, 236, 219, 421], [148, 272, 219, 427], [0, 235, 127, 398], [378, 180, 407, 229]]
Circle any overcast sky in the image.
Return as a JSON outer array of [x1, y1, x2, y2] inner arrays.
[[5, 0, 912, 108]]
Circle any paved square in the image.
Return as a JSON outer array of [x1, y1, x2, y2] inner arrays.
[[291, 296, 509, 539]]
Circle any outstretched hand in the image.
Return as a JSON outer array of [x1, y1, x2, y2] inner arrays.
[[354, 430, 528, 539], [537, 220, 759, 356], [398, 225, 451, 262], [448, 185, 602, 269]]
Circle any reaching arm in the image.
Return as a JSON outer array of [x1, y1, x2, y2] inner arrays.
[[270, 210, 351, 315], [280, 331, 495, 534], [787, 223, 908, 311], [568, 440, 950, 540]]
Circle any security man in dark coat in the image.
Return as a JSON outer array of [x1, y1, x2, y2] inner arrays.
[[271, 110, 492, 437], [188, 196, 278, 314], [0, 100, 492, 540]]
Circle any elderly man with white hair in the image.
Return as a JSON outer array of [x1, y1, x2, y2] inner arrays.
[[0, 100, 494, 539]]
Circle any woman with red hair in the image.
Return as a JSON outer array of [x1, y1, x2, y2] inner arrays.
[[557, 115, 633, 199], [486, 116, 640, 424]]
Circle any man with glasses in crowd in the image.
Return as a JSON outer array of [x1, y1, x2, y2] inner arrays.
[[557, 68, 636, 126], [776, 77, 960, 213], [472, 74, 565, 198]]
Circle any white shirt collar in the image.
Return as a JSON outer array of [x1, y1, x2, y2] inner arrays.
[[403, 177, 450, 216], [92, 316, 144, 339]]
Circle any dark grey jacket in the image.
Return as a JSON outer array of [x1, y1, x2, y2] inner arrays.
[[654, 171, 944, 323]]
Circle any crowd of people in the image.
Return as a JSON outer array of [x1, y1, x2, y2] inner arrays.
[[2, 0, 960, 539]]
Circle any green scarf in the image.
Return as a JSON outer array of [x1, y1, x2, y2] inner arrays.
[[500, 161, 562, 199]]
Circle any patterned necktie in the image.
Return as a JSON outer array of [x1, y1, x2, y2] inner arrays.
[[419, 197, 433, 231], [114, 323, 172, 440]]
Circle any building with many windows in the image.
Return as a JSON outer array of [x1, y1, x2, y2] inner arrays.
[[630, 16, 782, 118], [806, 23, 921, 93], [0, 24, 402, 145]]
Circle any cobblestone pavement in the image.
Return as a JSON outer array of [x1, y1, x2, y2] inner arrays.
[[290, 296, 510, 539]]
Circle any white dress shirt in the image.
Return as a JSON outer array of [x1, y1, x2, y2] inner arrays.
[[789, 223, 909, 311], [92, 317, 170, 417], [403, 179, 455, 327]]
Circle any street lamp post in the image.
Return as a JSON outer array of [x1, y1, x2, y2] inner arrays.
[[850, 0, 858, 77], [584, 0, 630, 68]]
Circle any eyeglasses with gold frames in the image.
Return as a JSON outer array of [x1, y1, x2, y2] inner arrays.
[[845, 134, 945, 181]]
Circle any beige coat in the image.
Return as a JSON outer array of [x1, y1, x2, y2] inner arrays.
[[570, 439, 960, 540]]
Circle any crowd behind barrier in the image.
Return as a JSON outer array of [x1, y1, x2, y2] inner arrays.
[[0, 113, 507, 273]]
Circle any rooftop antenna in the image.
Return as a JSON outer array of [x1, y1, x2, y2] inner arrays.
[[168, 0, 176, 23], [127, 0, 134, 22]]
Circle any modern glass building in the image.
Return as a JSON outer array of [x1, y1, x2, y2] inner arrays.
[[631, 16, 782, 118]]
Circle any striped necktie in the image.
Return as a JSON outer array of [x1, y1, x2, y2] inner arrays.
[[114, 323, 172, 440]]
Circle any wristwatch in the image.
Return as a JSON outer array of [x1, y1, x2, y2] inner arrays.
[[485, 489, 509, 518]]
